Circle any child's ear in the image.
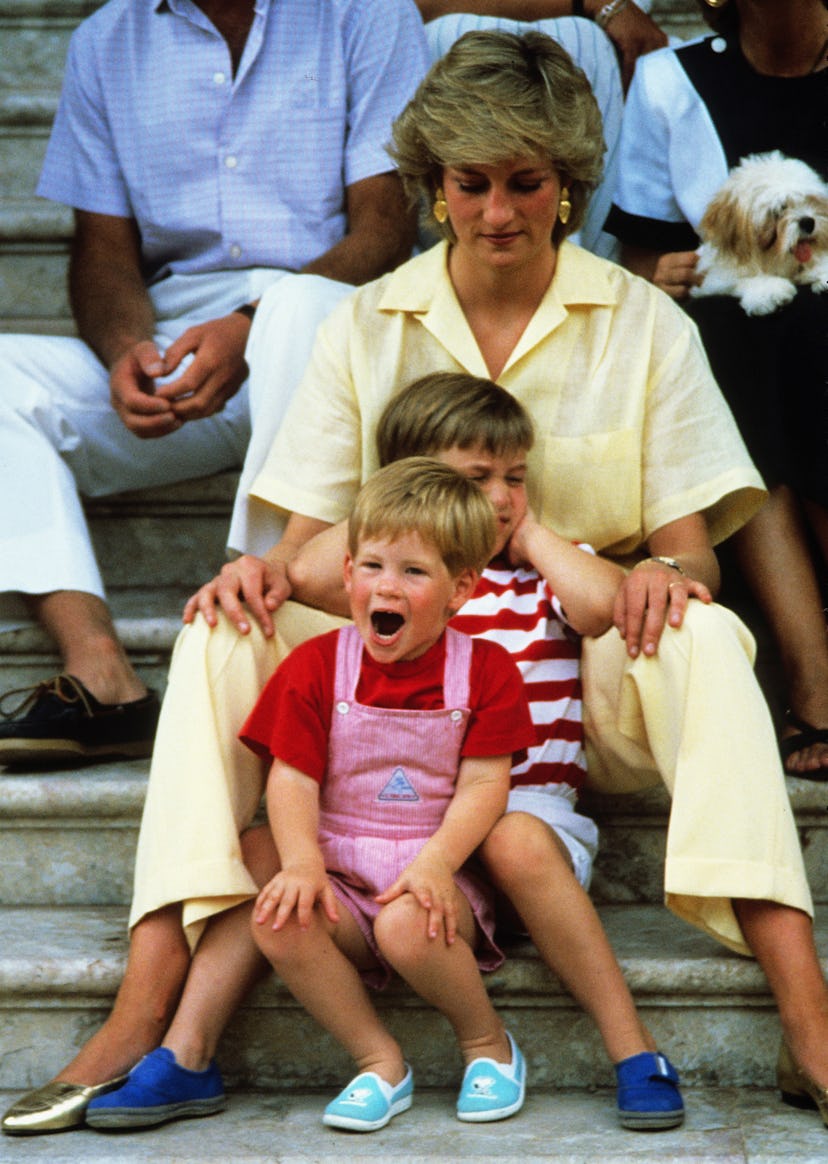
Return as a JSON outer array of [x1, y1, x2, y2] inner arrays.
[[447, 568, 478, 615], [343, 553, 354, 593]]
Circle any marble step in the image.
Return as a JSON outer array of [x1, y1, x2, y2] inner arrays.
[[2, 763, 827, 909], [3, 903, 826, 1094], [1, 1084, 823, 1163]]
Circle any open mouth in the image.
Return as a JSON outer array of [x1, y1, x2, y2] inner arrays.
[[371, 610, 405, 640], [794, 239, 814, 264]]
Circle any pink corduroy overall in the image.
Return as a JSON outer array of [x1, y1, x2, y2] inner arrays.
[[318, 624, 503, 987]]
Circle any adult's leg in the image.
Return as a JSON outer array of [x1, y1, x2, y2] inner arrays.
[[734, 486, 828, 773], [228, 274, 354, 556], [583, 602, 828, 1086], [480, 813, 654, 1064]]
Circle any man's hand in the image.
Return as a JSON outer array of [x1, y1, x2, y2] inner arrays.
[[109, 339, 180, 437], [154, 312, 252, 423], [182, 554, 292, 636]]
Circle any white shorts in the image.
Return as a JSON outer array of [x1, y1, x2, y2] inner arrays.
[[506, 782, 599, 890]]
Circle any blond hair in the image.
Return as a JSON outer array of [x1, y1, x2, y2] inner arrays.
[[348, 457, 496, 576], [389, 30, 605, 243], [376, 372, 534, 467]]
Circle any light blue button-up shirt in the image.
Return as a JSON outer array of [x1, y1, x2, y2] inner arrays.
[[38, 0, 428, 282]]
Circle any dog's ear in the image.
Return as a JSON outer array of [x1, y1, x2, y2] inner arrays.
[[701, 189, 756, 264]]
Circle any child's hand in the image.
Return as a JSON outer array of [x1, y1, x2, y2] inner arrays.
[[253, 860, 339, 932], [376, 851, 459, 944], [504, 505, 540, 569]]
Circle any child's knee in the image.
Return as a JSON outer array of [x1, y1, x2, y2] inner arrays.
[[250, 909, 310, 966], [482, 812, 569, 889], [374, 895, 430, 968]]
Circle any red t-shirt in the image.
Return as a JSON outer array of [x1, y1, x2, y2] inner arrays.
[[240, 628, 534, 784]]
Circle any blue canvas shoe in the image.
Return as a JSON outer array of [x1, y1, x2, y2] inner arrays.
[[85, 1047, 226, 1130], [456, 1032, 526, 1123], [322, 1066, 413, 1132], [615, 1051, 684, 1130]]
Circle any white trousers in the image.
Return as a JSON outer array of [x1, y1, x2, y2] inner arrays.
[[0, 268, 290, 624], [130, 600, 813, 956]]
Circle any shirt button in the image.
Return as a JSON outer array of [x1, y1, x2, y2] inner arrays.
[[225, 155, 238, 169], [336, 701, 350, 715], [229, 244, 242, 259], [213, 71, 226, 85], [711, 36, 727, 53], [450, 710, 463, 722]]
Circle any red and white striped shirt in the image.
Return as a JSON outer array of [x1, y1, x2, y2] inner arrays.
[[450, 555, 587, 792]]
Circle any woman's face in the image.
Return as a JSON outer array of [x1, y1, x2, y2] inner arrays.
[[441, 156, 563, 274]]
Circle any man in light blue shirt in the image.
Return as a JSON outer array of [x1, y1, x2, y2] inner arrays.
[[0, 0, 428, 768]]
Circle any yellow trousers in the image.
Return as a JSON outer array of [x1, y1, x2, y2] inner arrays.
[[130, 600, 812, 956]]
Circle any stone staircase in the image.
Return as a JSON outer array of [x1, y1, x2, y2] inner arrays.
[[7, 2, 828, 1160], [2, 478, 828, 1161]]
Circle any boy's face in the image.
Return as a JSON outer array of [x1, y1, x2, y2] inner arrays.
[[344, 530, 476, 664], [435, 444, 529, 557]]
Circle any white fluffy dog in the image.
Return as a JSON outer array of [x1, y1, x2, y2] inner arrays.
[[692, 151, 828, 315]]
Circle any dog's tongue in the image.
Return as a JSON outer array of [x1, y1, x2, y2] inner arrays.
[[794, 241, 813, 264]]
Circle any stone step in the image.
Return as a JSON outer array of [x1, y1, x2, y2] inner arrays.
[[2, 903, 826, 1094], [2, 762, 827, 908], [0, 1084, 822, 1163]]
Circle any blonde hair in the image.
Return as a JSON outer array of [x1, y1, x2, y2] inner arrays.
[[348, 457, 496, 576], [376, 372, 534, 467], [389, 30, 605, 243]]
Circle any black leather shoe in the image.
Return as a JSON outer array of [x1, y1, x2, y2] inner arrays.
[[0, 674, 160, 766]]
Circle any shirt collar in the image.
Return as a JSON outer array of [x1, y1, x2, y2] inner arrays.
[[378, 240, 618, 376]]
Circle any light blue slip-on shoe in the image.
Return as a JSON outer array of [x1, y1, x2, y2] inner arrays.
[[322, 1065, 413, 1132], [615, 1051, 684, 1130], [456, 1031, 526, 1123], [85, 1047, 226, 1130]]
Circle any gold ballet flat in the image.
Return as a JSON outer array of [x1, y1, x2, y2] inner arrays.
[[2, 1076, 127, 1135], [777, 1041, 828, 1127]]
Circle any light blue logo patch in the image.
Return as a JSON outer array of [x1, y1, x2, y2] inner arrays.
[[378, 767, 420, 802]]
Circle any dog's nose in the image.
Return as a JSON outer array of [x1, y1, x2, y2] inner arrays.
[[799, 216, 816, 235]]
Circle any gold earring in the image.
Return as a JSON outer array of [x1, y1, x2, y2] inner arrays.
[[558, 187, 572, 226], [433, 188, 448, 224], [703, 0, 729, 8]]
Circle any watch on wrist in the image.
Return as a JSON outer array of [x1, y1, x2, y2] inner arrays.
[[640, 555, 685, 575]]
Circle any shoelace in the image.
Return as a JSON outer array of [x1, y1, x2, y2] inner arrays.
[[0, 673, 94, 720]]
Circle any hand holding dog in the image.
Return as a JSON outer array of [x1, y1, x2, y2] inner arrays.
[[651, 250, 703, 300]]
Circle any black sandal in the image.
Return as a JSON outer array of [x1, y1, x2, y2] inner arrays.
[[780, 710, 828, 781]]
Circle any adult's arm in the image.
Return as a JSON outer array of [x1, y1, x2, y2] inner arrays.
[[622, 242, 702, 300], [70, 209, 253, 438], [414, 0, 667, 89], [612, 512, 719, 658], [182, 512, 333, 636]]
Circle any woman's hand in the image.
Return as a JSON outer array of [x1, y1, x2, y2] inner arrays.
[[253, 859, 340, 932], [651, 251, 702, 300], [613, 559, 713, 658], [181, 554, 291, 636], [376, 850, 460, 944]]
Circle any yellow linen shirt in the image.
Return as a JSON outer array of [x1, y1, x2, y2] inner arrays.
[[252, 241, 765, 556]]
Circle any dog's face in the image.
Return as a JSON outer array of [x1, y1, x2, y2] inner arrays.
[[699, 151, 828, 276]]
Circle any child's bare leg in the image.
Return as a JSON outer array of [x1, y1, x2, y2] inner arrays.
[[252, 897, 405, 1084], [55, 905, 191, 1085], [374, 892, 510, 1066], [481, 812, 654, 1063], [160, 824, 287, 1070]]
